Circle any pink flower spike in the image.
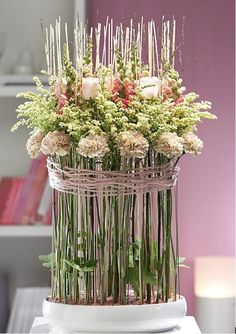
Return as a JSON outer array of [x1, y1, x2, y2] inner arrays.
[[54, 78, 67, 96], [162, 86, 173, 96], [57, 94, 69, 115], [121, 98, 129, 108], [175, 96, 185, 105], [112, 78, 121, 93]]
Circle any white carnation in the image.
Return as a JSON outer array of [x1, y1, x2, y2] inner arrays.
[[154, 132, 183, 158], [26, 130, 44, 159], [182, 133, 203, 156], [118, 131, 149, 159], [77, 134, 109, 158], [41, 130, 71, 156]]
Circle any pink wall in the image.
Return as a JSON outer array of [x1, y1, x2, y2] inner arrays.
[[88, 0, 235, 315]]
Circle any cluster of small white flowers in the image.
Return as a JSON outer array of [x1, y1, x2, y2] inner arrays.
[[26, 130, 44, 159], [118, 131, 149, 159], [41, 130, 71, 156], [182, 133, 203, 156], [77, 134, 110, 158], [154, 132, 183, 158]]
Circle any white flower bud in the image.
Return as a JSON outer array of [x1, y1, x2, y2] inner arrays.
[[82, 77, 100, 100], [178, 87, 186, 95], [137, 76, 162, 98]]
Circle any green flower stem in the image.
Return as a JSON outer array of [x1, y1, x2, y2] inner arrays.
[[158, 190, 167, 302], [106, 195, 112, 297], [112, 197, 119, 303], [95, 195, 104, 303], [85, 195, 90, 303], [165, 189, 172, 302], [58, 192, 63, 301], [137, 194, 143, 304], [174, 183, 180, 300], [122, 195, 130, 304], [51, 187, 56, 299], [145, 192, 151, 304], [157, 191, 162, 303], [73, 193, 78, 303], [103, 194, 109, 302], [170, 235, 177, 300]]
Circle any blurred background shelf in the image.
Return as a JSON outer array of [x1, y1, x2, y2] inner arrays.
[[0, 225, 52, 237], [0, 1, 85, 332], [0, 75, 47, 97]]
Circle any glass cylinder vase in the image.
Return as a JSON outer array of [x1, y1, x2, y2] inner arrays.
[[47, 150, 180, 305]]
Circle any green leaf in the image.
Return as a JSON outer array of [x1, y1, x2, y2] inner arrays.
[[64, 261, 73, 274], [42, 262, 52, 269], [177, 257, 186, 263], [179, 264, 190, 268], [77, 244, 84, 251], [39, 254, 51, 262], [83, 259, 97, 268], [177, 257, 190, 268], [127, 267, 139, 296], [80, 259, 97, 272], [64, 259, 81, 271], [78, 231, 87, 238], [127, 264, 158, 296], [39, 253, 55, 271], [128, 241, 141, 266], [128, 245, 135, 268], [143, 269, 158, 285], [64, 258, 97, 272]]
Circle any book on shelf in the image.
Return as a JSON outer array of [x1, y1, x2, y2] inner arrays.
[[35, 179, 52, 225], [0, 177, 24, 224], [0, 155, 52, 226], [43, 203, 52, 225], [0, 178, 12, 218]]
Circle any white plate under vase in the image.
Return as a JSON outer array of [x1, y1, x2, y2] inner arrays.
[[42, 296, 187, 333]]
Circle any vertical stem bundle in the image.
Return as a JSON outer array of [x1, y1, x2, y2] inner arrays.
[[50, 152, 179, 305]]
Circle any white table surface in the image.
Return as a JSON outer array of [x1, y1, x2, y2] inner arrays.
[[30, 316, 201, 334]]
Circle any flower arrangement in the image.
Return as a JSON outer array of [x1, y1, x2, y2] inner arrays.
[[12, 17, 216, 306]]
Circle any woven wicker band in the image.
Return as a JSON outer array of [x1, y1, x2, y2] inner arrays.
[[47, 158, 179, 197]]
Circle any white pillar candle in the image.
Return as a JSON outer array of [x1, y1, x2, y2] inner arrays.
[[195, 256, 235, 333]]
